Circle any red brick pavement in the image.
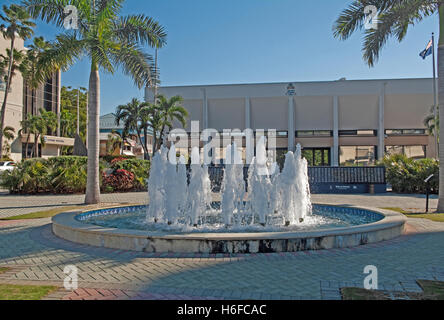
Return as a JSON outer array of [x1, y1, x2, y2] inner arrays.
[[61, 288, 222, 300]]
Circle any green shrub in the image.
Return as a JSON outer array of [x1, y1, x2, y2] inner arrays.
[[380, 154, 439, 194], [101, 155, 135, 164], [0, 156, 106, 194], [111, 159, 150, 190], [0, 159, 50, 194], [46, 157, 89, 194], [1, 156, 147, 194]]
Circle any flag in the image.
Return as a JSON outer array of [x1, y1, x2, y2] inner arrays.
[[420, 40, 433, 60]]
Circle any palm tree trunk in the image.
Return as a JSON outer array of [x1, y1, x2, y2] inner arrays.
[[143, 128, 149, 160], [34, 133, 39, 158], [0, 36, 15, 159], [85, 68, 101, 204], [437, 5, 444, 212], [25, 134, 30, 159], [152, 133, 157, 159]]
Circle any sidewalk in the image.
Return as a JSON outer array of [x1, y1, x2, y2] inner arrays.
[[0, 192, 437, 219]]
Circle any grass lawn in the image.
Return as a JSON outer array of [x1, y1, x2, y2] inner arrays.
[[0, 284, 58, 300], [0, 206, 81, 221], [341, 280, 444, 300], [381, 207, 444, 222]]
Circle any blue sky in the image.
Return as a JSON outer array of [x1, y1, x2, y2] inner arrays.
[[2, 0, 440, 115]]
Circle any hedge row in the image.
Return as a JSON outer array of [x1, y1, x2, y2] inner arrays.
[[0, 156, 150, 194], [380, 154, 439, 194]]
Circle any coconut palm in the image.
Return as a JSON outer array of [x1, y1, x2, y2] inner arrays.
[[154, 94, 188, 154], [115, 98, 151, 160], [0, 48, 27, 86], [24, 0, 167, 204], [333, 1, 444, 210], [21, 36, 54, 90], [0, 4, 35, 159]]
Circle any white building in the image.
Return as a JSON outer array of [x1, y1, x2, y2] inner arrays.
[[146, 78, 436, 166]]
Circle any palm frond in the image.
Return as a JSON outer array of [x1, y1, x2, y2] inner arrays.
[[112, 14, 167, 48], [111, 44, 154, 88]]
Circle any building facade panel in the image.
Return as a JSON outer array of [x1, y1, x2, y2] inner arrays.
[[385, 93, 433, 129], [295, 96, 333, 130], [208, 98, 245, 131], [338, 95, 379, 130], [250, 97, 287, 130]]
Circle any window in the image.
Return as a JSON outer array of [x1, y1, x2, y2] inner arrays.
[[340, 146, 376, 166], [385, 129, 426, 136], [339, 130, 377, 136], [296, 131, 332, 137], [302, 148, 331, 166], [386, 145, 426, 160]]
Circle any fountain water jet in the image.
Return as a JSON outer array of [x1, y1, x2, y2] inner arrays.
[[146, 139, 312, 229]]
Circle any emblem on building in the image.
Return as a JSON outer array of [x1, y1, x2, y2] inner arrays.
[[286, 83, 296, 96]]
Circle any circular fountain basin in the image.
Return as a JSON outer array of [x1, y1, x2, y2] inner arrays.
[[52, 204, 406, 254]]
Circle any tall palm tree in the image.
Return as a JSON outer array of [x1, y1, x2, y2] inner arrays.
[[115, 98, 151, 160], [333, 0, 444, 211], [24, 0, 167, 204], [0, 48, 27, 87], [21, 36, 53, 90], [154, 94, 188, 153], [0, 4, 35, 159]]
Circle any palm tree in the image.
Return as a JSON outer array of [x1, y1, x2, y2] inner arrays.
[[154, 94, 188, 153], [19, 114, 37, 159], [1, 126, 15, 156], [26, 109, 56, 158], [106, 132, 123, 155], [0, 48, 27, 87], [425, 105, 440, 138], [115, 98, 151, 160], [333, 1, 444, 211], [0, 4, 35, 159], [24, 0, 167, 204], [21, 36, 54, 90]]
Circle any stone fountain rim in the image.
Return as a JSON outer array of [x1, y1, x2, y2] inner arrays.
[[52, 204, 406, 242]]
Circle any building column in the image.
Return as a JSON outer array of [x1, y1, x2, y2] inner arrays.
[[332, 96, 339, 166], [378, 83, 386, 160], [288, 96, 295, 152], [202, 88, 208, 130], [245, 97, 251, 129]]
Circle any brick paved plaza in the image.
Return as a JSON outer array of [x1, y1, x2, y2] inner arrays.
[[0, 192, 443, 300]]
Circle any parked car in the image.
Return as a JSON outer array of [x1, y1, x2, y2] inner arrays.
[[0, 161, 15, 172]]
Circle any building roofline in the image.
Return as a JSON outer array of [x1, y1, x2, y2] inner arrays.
[[156, 77, 433, 89]]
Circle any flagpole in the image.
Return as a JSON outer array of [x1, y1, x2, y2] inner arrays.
[[432, 32, 439, 159]]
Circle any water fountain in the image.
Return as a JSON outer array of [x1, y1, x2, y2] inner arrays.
[[53, 137, 406, 254], [145, 136, 312, 230]]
